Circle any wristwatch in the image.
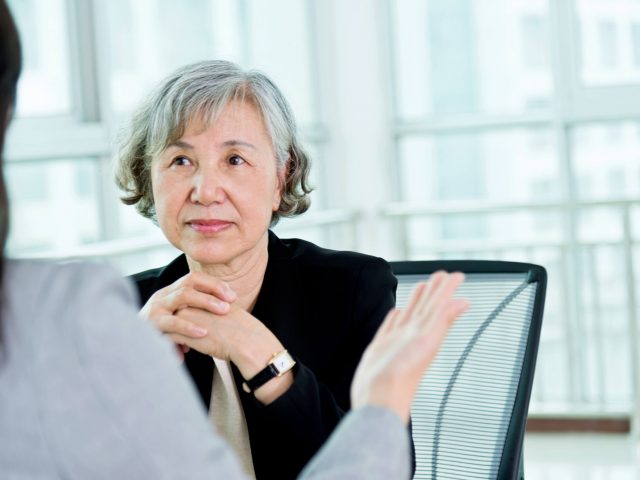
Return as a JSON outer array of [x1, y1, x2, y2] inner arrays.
[[242, 350, 296, 393]]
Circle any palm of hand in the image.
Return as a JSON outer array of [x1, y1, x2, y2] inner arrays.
[[351, 272, 467, 422]]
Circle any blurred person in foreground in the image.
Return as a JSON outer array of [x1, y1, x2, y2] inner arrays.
[[116, 59, 415, 479], [0, 1, 468, 479]]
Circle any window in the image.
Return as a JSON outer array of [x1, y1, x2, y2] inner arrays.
[[633, 24, 640, 67], [8, 0, 72, 117], [598, 21, 619, 69], [5, 158, 101, 254], [573, 122, 640, 200], [390, 0, 553, 118], [522, 15, 550, 70], [576, 0, 640, 86], [388, 0, 640, 419]]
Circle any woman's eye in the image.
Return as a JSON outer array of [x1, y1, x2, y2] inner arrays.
[[171, 156, 192, 167], [228, 155, 246, 166]]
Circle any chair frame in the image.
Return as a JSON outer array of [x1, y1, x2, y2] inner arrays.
[[390, 260, 547, 480]]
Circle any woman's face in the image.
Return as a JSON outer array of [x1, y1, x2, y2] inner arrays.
[[151, 100, 283, 267]]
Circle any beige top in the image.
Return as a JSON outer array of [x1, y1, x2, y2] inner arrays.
[[210, 358, 256, 479]]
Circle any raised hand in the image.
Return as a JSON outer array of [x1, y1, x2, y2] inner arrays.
[[350, 271, 468, 423]]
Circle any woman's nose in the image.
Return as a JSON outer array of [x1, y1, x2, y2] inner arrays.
[[190, 168, 226, 205]]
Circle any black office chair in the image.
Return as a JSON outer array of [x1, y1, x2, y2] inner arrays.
[[391, 261, 546, 480]]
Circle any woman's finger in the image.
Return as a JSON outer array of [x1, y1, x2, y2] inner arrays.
[[167, 333, 198, 351], [448, 298, 469, 320], [151, 312, 208, 338], [421, 297, 469, 343], [396, 281, 429, 326], [396, 272, 447, 328], [416, 272, 464, 324], [376, 308, 402, 338], [161, 286, 231, 315], [424, 272, 465, 321], [179, 271, 237, 302]]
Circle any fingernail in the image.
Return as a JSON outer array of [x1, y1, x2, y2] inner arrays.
[[192, 326, 208, 336], [215, 300, 230, 312]]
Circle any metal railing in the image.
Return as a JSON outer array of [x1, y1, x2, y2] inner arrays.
[[382, 198, 640, 433]]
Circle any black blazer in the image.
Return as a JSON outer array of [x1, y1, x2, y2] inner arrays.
[[131, 231, 401, 479]]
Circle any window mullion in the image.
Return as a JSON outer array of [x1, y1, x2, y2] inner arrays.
[[66, 0, 101, 122], [549, 0, 586, 414]]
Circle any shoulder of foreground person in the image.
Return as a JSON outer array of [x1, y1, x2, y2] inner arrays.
[[4, 259, 249, 480]]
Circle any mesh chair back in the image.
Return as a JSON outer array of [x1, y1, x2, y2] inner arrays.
[[391, 261, 546, 480]]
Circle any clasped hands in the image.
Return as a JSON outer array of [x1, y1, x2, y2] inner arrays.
[[139, 272, 292, 403]]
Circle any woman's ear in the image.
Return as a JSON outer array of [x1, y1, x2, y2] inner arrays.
[[272, 157, 288, 211]]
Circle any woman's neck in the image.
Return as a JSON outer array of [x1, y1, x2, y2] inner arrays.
[[186, 233, 269, 312]]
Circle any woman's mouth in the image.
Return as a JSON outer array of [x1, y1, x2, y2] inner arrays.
[[187, 219, 233, 234]]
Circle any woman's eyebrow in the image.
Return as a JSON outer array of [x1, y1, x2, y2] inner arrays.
[[167, 140, 194, 150], [221, 139, 256, 149], [166, 139, 256, 150]]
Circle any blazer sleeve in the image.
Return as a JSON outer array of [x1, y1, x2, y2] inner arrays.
[[237, 256, 399, 479]]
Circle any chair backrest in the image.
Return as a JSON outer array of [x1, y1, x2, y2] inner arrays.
[[391, 260, 546, 480]]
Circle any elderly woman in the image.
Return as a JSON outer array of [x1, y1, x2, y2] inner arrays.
[[116, 60, 401, 479]]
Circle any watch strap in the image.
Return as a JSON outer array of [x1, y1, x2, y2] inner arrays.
[[242, 363, 279, 393], [242, 350, 295, 394]]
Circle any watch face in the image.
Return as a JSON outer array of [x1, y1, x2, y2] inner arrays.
[[272, 351, 295, 375]]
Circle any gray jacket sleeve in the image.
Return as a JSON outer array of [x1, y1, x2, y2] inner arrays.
[[300, 406, 411, 480], [35, 262, 248, 480]]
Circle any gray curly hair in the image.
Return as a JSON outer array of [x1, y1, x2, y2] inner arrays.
[[115, 60, 312, 225]]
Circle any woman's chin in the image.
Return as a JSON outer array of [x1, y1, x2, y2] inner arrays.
[[186, 249, 236, 267], [179, 231, 269, 268]]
